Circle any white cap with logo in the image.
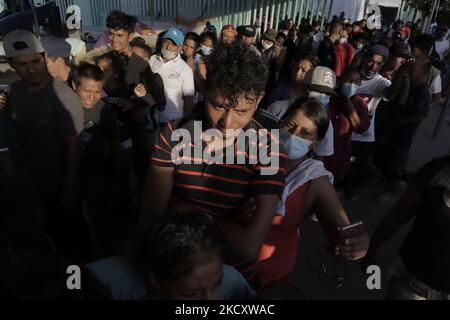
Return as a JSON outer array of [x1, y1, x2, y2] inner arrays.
[[304, 66, 337, 96]]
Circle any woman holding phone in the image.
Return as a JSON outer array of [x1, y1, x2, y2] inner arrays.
[[250, 98, 370, 286]]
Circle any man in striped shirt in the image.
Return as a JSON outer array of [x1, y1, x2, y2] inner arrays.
[[141, 43, 287, 271]]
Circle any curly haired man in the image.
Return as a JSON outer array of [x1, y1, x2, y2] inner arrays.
[[140, 43, 287, 281]]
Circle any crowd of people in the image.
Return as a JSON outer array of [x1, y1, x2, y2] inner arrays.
[[0, 9, 449, 300]]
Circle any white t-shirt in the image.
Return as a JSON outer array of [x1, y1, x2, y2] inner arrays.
[[435, 39, 449, 61], [266, 98, 335, 157], [352, 74, 391, 143], [149, 54, 195, 123], [428, 66, 442, 95]]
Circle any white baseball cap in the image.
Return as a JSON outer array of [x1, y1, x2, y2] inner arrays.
[[3, 30, 45, 58]]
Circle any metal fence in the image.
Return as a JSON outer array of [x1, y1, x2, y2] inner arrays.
[[54, 0, 334, 31]]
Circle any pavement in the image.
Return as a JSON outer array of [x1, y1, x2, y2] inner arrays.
[[287, 100, 450, 299]]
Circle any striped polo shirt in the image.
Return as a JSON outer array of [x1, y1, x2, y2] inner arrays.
[[151, 118, 287, 220]]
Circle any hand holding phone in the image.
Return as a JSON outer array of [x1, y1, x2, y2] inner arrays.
[[334, 221, 370, 261]]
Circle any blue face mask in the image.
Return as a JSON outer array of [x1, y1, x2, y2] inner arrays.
[[341, 83, 360, 98], [309, 92, 330, 108], [357, 43, 364, 50], [280, 130, 313, 160]]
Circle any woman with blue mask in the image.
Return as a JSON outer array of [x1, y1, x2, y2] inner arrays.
[[253, 98, 370, 286], [197, 31, 217, 77], [323, 69, 371, 188], [195, 31, 217, 99]]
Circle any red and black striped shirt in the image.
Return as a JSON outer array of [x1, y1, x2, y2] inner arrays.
[[151, 118, 288, 220]]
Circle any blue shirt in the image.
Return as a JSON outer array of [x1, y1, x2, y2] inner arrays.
[[86, 256, 255, 300]]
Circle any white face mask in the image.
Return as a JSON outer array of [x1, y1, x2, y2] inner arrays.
[[200, 44, 212, 56], [280, 130, 313, 160], [338, 37, 347, 44], [262, 40, 273, 50], [161, 47, 178, 60]]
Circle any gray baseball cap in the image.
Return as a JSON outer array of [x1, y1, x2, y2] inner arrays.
[[3, 30, 45, 58], [41, 36, 72, 58], [304, 66, 337, 95], [263, 29, 277, 42]]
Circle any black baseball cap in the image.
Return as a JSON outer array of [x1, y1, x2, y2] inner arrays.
[[41, 36, 72, 58], [237, 25, 256, 37]]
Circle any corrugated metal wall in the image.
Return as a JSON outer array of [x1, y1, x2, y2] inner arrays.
[[54, 0, 334, 31]]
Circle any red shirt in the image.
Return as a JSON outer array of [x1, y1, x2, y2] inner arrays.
[[335, 43, 355, 77], [255, 182, 309, 285], [324, 96, 371, 183]]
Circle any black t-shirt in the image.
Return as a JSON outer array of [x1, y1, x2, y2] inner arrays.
[[0, 111, 26, 176], [124, 53, 163, 109], [318, 37, 336, 70], [124, 53, 149, 89], [394, 83, 430, 145], [396, 83, 430, 119], [8, 79, 84, 199], [81, 101, 120, 172], [0, 111, 34, 200], [102, 95, 134, 153], [400, 156, 450, 293]]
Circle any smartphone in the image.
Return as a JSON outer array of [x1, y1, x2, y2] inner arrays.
[[337, 221, 363, 233]]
